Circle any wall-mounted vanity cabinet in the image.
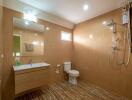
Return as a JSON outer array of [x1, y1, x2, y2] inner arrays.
[[14, 63, 50, 96]]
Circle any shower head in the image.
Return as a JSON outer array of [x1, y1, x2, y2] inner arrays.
[[103, 19, 116, 33], [106, 20, 115, 26]]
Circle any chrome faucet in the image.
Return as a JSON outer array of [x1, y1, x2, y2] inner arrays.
[[29, 59, 33, 66]]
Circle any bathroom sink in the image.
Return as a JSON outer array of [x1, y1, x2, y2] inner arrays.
[[13, 62, 50, 71]]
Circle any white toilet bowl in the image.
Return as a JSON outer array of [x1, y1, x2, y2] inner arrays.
[[64, 62, 79, 85], [68, 70, 79, 85]]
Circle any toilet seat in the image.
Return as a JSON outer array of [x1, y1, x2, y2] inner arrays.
[[69, 70, 79, 76]]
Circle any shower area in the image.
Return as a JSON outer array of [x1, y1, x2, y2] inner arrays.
[[73, 1, 132, 99], [107, 1, 132, 67]]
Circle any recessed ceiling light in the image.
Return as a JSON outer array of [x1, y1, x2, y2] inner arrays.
[[83, 4, 89, 11]]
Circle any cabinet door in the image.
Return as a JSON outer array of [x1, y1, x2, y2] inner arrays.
[[15, 68, 49, 95]]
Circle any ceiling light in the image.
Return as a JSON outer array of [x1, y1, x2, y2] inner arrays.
[[83, 4, 89, 11]]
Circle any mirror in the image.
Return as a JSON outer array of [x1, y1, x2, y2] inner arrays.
[[130, 8, 132, 52], [13, 17, 45, 56]]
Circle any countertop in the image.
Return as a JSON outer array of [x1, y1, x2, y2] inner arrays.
[[13, 62, 50, 72]]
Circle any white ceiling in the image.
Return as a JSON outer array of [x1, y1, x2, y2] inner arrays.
[[3, 0, 123, 29], [19, 0, 122, 23], [3, 0, 74, 29]]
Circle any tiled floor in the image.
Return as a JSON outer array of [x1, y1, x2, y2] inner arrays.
[[15, 81, 129, 100]]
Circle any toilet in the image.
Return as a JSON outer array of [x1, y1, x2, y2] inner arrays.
[[64, 62, 79, 85]]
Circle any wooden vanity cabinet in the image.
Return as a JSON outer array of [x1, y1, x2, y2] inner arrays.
[[15, 66, 49, 95]]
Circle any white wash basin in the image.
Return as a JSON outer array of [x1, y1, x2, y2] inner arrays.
[[13, 62, 50, 71]]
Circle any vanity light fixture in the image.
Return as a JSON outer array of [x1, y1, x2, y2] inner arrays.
[[23, 13, 37, 23]]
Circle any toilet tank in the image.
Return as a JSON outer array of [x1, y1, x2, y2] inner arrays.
[[64, 62, 71, 72]]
